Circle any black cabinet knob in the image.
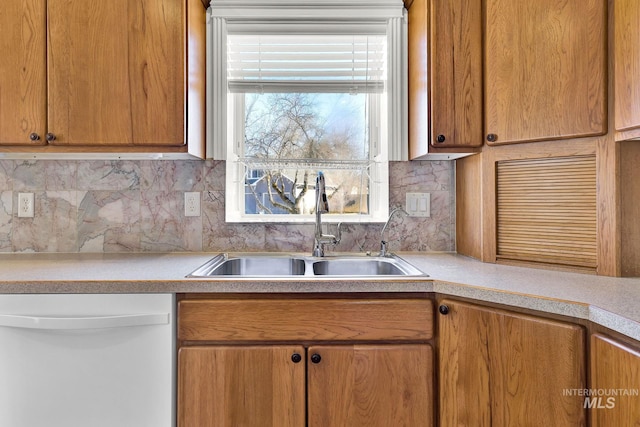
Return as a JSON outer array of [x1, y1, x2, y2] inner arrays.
[[438, 304, 450, 315], [310, 353, 322, 364], [291, 353, 302, 363], [486, 133, 497, 143], [29, 133, 40, 141], [45, 133, 56, 142], [436, 134, 446, 143]]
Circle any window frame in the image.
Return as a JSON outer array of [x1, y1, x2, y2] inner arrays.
[[207, 0, 406, 224]]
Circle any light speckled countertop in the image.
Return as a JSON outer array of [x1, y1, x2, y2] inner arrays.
[[0, 252, 638, 341]]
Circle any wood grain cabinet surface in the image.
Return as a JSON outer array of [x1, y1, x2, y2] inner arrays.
[[590, 334, 640, 425], [437, 299, 587, 426], [0, 0, 205, 154], [179, 345, 306, 427], [307, 344, 433, 427], [178, 296, 640, 426], [484, 0, 607, 145], [407, 0, 483, 158], [177, 296, 435, 427], [614, 0, 640, 140], [0, 0, 47, 146]]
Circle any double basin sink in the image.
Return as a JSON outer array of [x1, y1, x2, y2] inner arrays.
[[187, 253, 427, 278]]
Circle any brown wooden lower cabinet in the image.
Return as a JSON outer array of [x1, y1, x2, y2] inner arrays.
[[177, 296, 640, 426], [177, 296, 435, 427], [437, 299, 587, 426], [179, 343, 433, 427], [590, 334, 640, 426], [178, 345, 306, 427], [307, 344, 433, 427]]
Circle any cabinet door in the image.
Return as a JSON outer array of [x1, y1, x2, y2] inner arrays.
[[438, 300, 586, 426], [47, 0, 184, 146], [0, 0, 47, 145], [429, 0, 482, 149], [407, 0, 430, 158], [590, 334, 640, 425], [614, 0, 640, 138], [178, 345, 305, 427], [408, 0, 482, 158], [307, 344, 434, 427], [484, 0, 606, 145]]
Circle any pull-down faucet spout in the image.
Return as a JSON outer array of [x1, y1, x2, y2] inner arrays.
[[312, 171, 341, 257]]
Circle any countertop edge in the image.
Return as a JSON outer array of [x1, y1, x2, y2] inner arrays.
[[3, 278, 639, 342], [0, 252, 638, 342]]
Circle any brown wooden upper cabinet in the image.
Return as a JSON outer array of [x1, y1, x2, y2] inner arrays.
[[0, 0, 204, 152], [0, 0, 47, 146], [614, 0, 640, 140], [484, 0, 607, 146], [407, 0, 483, 159]]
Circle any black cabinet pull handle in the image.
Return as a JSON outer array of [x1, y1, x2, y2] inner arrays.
[[291, 353, 302, 363], [45, 133, 56, 142], [486, 133, 497, 142], [436, 134, 446, 143], [439, 304, 450, 315], [310, 353, 322, 364], [29, 133, 40, 141]]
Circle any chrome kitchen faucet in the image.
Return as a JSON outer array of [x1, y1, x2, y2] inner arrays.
[[312, 171, 342, 257], [380, 206, 408, 257]]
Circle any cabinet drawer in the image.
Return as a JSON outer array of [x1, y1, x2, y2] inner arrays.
[[178, 298, 433, 342]]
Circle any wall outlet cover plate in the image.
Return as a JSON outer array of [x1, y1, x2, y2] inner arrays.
[[18, 193, 35, 218], [405, 192, 430, 217]]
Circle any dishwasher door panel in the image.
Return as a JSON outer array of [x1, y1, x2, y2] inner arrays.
[[0, 293, 174, 427]]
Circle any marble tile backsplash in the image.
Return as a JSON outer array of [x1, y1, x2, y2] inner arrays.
[[0, 160, 455, 254]]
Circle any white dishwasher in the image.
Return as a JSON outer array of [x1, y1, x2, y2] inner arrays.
[[0, 293, 175, 427]]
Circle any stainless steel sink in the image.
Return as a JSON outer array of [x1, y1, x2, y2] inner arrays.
[[187, 253, 428, 278], [187, 254, 307, 277], [312, 256, 424, 276]]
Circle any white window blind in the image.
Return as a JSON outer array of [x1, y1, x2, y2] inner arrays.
[[227, 35, 386, 93]]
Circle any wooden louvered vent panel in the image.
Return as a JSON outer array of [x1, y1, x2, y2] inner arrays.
[[496, 156, 597, 270]]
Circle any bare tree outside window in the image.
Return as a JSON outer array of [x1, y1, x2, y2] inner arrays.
[[243, 92, 370, 215]]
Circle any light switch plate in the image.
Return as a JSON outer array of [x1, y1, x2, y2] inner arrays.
[[405, 192, 430, 217]]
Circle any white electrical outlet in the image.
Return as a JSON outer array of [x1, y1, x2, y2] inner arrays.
[[184, 192, 201, 217], [18, 193, 35, 218]]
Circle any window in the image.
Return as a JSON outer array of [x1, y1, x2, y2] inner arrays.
[[207, 1, 407, 223]]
